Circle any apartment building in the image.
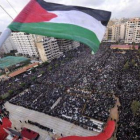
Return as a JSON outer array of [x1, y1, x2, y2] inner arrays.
[[36, 36, 63, 62], [57, 39, 80, 52], [125, 18, 140, 43], [103, 24, 126, 43], [11, 32, 39, 57]]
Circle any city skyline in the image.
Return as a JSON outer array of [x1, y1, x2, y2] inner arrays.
[[0, 0, 140, 32]]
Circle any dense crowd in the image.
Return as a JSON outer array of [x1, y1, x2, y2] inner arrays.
[[0, 105, 9, 120], [28, 120, 53, 133], [0, 45, 114, 132], [0, 43, 140, 139]]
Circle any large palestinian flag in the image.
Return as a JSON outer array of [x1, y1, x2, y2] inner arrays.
[[8, 0, 111, 52]]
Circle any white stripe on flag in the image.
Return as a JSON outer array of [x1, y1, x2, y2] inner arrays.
[[47, 10, 106, 42]]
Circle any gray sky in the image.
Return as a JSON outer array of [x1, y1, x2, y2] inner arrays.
[[0, 0, 140, 32]]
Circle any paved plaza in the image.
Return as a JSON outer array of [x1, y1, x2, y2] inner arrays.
[[5, 102, 99, 140]]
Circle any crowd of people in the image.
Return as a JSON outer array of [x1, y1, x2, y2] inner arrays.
[[0, 105, 9, 120], [0, 43, 140, 139], [28, 120, 53, 133], [0, 45, 113, 132]]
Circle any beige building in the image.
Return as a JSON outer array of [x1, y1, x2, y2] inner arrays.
[[36, 37, 80, 62], [125, 18, 140, 43], [103, 24, 126, 43], [103, 26, 115, 42]]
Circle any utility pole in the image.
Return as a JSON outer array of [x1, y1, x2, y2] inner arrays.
[[0, 5, 13, 19], [5, 0, 17, 13]]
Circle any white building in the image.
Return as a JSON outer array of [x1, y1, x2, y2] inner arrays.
[[0, 32, 17, 54], [11, 32, 39, 57], [36, 36, 63, 62], [120, 24, 126, 41], [125, 18, 140, 43]]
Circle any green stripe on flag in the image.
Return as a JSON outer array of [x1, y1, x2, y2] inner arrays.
[[8, 22, 100, 52]]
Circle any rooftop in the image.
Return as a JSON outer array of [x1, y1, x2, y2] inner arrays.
[[0, 56, 29, 69], [110, 45, 139, 50]]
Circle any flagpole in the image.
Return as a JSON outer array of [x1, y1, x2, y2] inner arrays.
[[0, 28, 12, 48], [0, 5, 13, 49]]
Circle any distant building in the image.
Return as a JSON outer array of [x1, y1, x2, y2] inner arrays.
[[72, 41, 80, 49], [103, 27, 115, 42], [43, 37, 63, 62], [11, 32, 39, 57], [120, 24, 126, 41], [110, 45, 139, 50], [57, 39, 73, 52], [36, 36, 80, 62], [57, 39, 80, 52], [125, 18, 140, 43], [103, 24, 126, 43], [0, 32, 17, 54]]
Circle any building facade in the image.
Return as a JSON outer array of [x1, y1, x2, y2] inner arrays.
[[36, 36, 80, 62], [103, 24, 126, 43], [57, 39, 80, 52], [11, 32, 39, 57], [103, 26, 115, 42], [36, 36, 63, 62], [125, 18, 140, 43]]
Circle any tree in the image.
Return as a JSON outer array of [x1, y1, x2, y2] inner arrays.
[[123, 61, 129, 70], [131, 59, 135, 66], [131, 101, 140, 116], [55, 64, 58, 67], [48, 66, 52, 71], [8, 90, 13, 94], [43, 61, 49, 66], [32, 76, 36, 81], [31, 68, 36, 73], [20, 83, 25, 87]]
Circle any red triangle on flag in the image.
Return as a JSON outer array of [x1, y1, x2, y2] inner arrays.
[[14, 0, 57, 23]]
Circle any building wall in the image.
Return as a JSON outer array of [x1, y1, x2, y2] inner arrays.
[[57, 39, 73, 52], [120, 24, 126, 40], [57, 39, 80, 52], [103, 26, 116, 42], [125, 18, 140, 43], [43, 37, 63, 62], [35, 35, 48, 62], [36, 37, 80, 62], [103, 23, 126, 43], [11, 32, 39, 57]]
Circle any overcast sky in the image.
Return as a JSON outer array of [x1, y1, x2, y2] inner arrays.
[[0, 0, 140, 32]]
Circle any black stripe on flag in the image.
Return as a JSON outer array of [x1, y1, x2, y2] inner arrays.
[[37, 0, 111, 26]]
